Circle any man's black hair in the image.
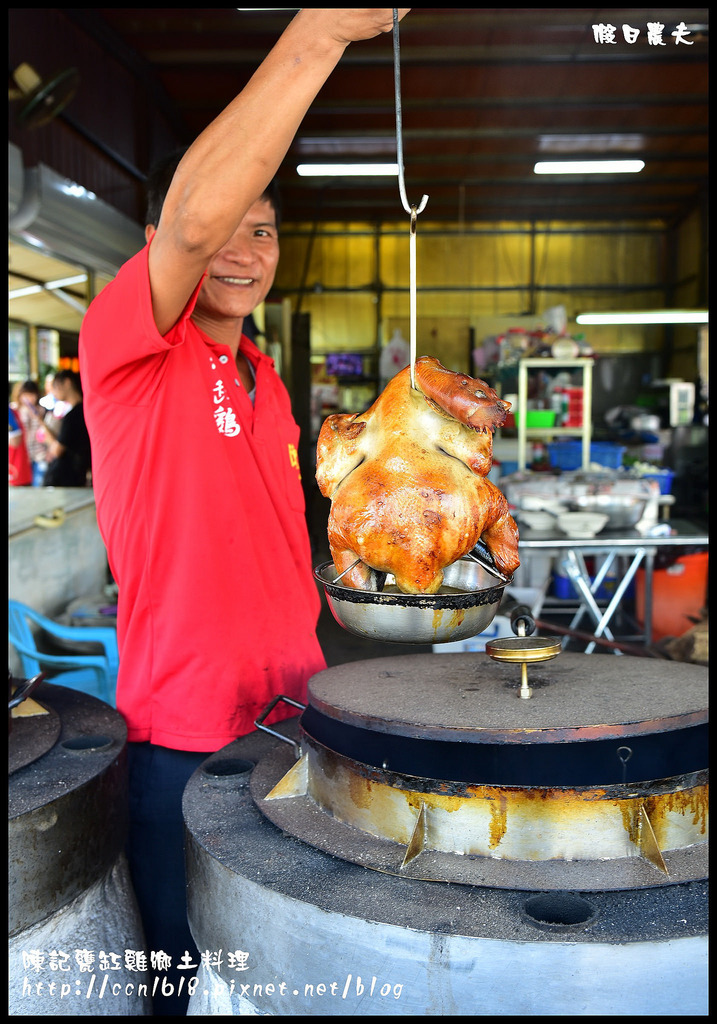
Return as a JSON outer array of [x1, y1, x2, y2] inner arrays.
[[144, 147, 282, 231], [53, 369, 83, 394]]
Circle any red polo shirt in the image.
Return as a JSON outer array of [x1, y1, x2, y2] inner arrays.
[[79, 244, 326, 750]]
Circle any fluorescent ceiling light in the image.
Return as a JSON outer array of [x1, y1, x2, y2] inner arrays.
[[9, 285, 43, 300], [576, 311, 708, 325], [45, 274, 88, 289], [534, 160, 645, 174], [297, 163, 399, 177], [9, 273, 88, 300], [538, 134, 645, 153], [297, 136, 396, 156]]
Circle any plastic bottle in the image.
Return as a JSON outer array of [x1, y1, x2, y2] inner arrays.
[[550, 388, 565, 426]]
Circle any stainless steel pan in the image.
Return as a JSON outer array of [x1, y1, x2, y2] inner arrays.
[[315, 551, 511, 644]]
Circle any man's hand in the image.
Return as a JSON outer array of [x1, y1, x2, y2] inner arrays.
[[303, 9, 411, 47]]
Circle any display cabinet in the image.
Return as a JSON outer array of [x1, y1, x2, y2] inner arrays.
[[516, 358, 593, 471]]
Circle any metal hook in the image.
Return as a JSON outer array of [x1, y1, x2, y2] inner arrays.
[[391, 9, 426, 391], [393, 10, 427, 391], [393, 10, 429, 217]]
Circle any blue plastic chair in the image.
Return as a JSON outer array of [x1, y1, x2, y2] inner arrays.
[[8, 599, 119, 707]]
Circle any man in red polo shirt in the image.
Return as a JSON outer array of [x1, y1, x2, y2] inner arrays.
[[79, 10, 410, 1014], [82, 174, 320, 750]]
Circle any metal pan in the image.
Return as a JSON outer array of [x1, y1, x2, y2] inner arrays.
[[314, 556, 511, 645]]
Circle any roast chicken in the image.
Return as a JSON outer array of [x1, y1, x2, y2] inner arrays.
[[316, 356, 520, 594]]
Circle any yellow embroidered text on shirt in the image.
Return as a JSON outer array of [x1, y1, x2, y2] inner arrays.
[[288, 443, 301, 478]]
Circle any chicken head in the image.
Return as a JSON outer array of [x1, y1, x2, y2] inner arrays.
[[316, 356, 520, 594]]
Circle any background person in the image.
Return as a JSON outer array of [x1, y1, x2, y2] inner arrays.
[[10, 379, 52, 485], [79, 9, 409, 1015], [8, 403, 32, 486], [43, 369, 92, 487]]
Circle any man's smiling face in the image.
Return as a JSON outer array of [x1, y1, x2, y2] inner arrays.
[[195, 197, 279, 324]]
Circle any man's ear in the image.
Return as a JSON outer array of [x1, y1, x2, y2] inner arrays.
[[145, 224, 156, 243]]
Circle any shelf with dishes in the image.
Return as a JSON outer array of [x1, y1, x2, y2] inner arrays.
[[515, 358, 594, 472]]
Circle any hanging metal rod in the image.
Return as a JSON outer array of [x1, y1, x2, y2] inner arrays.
[[393, 9, 428, 218], [393, 9, 429, 390]]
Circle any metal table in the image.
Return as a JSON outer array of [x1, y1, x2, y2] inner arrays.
[[516, 519, 708, 653]]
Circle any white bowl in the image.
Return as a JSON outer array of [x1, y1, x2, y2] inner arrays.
[[520, 495, 565, 515], [556, 512, 609, 538], [518, 510, 556, 531]]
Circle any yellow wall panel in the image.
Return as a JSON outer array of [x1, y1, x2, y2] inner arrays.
[[273, 215, 704, 371], [300, 292, 377, 354]]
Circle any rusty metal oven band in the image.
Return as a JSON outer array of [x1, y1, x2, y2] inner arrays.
[[299, 736, 708, 861], [251, 734, 709, 890]]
